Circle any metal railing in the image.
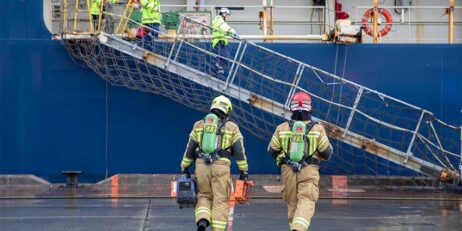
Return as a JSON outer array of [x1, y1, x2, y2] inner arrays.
[[161, 4, 331, 35], [352, 5, 462, 43], [58, 1, 330, 38], [56, 9, 461, 181], [57, 0, 461, 43]]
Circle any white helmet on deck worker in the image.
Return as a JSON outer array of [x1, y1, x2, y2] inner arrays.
[[219, 7, 231, 16]]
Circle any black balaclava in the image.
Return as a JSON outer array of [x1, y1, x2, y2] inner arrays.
[[291, 110, 311, 121], [211, 108, 227, 120]]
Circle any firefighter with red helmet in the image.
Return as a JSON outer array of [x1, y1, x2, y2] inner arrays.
[[268, 91, 333, 231]]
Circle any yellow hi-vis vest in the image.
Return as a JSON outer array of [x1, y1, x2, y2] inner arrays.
[[212, 15, 236, 48], [140, 0, 162, 24], [90, 0, 103, 16]]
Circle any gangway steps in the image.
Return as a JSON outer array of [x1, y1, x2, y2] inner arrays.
[[99, 33, 452, 180]]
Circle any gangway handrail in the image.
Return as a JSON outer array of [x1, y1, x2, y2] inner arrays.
[[97, 32, 458, 181], [56, 8, 461, 181], [179, 15, 460, 128], [58, 12, 462, 160]]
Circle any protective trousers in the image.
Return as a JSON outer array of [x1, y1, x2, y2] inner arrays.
[[281, 164, 320, 231], [213, 42, 230, 80], [195, 159, 231, 231]]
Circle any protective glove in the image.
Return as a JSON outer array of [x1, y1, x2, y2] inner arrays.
[[181, 167, 191, 178], [232, 33, 240, 39], [276, 153, 286, 166], [239, 170, 249, 181]]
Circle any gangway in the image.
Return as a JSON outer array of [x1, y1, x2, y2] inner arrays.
[[55, 6, 461, 184]]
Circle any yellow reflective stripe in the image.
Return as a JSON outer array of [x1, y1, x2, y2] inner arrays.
[[308, 137, 313, 154], [271, 136, 281, 149], [231, 132, 240, 143], [313, 137, 318, 154], [212, 220, 227, 225], [218, 157, 231, 163], [309, 136, 318, 155], [182, 157, 193, 164], [293, 217, 310, 229], [319, 136, 328, 147], [181, 161, 191, 167], [280, 131, 291, 153], [189, 132, 197, 141], [307, 131, 320, 154], [181, 162, 191, 167], [222, 130, 233, 135], [181, 157, 193, 166], [237, 165, 248, 170], [195, 207, 211, 212], [221, 131, 233, 148], [195, 207, 211, 216], [196, 131, 203, 143], [211, 220, 227, 229], [211, 224, 226, 229], [222, 134, 232, 148], [191, 128, 204, 143], [236, 160, 248, 170]]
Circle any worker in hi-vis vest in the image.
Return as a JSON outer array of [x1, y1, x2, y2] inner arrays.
[[180, 95, 249, 231], [139, 0, 161, 49], [89, 0, 118, 32], [212, 8, 239, 79], [90, 0, 103, 31], [268, 91, 333, 231]]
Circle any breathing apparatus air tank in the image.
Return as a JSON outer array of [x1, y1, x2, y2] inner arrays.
[[289, 121, 306, 162]]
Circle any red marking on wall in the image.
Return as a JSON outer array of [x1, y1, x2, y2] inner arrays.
[[332, 175, 348, 205], [111, 175, 119, 206]]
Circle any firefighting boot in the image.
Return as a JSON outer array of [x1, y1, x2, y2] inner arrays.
[[197, 219, 209, 231]]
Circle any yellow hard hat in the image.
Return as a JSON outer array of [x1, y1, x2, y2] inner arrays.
[[210, 95, 233, 115]]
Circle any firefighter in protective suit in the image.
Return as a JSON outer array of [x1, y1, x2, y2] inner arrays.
[[180, 95, 249, 231], [268, 91, 333, 231]]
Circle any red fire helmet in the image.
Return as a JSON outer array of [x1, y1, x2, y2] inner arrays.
[[289, 92, 312, 112]]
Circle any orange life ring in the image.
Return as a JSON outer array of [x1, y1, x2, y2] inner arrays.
[[361, 8, 393, 37]]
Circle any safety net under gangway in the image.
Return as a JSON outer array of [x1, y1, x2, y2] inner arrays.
[[58, 12, 461, 185]]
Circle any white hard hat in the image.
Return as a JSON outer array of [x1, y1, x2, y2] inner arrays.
[[220, 7, 231, 15]]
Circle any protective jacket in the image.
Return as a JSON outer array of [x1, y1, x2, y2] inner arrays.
[[181, 117, 248, 231], [212, 15, 236, 48], [268, 120, 332, 231], [268, 121, 332, 165], [140, 0, 161, 24], [90, 0, 103, 15], [181, 119, 248, 172]]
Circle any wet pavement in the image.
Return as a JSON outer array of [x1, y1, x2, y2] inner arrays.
[[1, 174, 461, 230], [0, 198, 461, 231]]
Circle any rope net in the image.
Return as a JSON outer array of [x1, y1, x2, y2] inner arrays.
[[60, 9, 461, 185]]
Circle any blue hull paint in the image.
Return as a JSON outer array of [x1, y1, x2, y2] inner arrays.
[[1, 1, 461, 182]]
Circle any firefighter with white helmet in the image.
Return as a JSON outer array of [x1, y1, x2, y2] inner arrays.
[[180, 95, 249, 231], [268, 91, 333, 231]]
